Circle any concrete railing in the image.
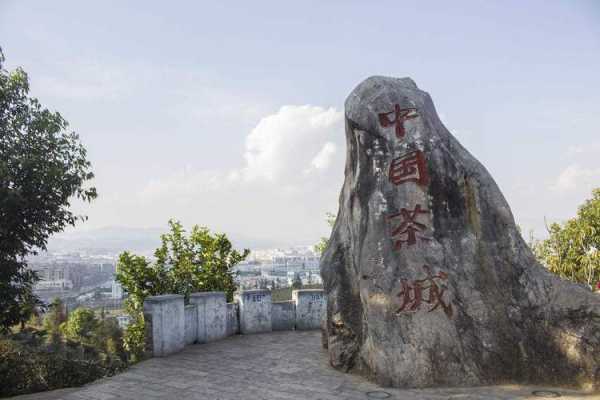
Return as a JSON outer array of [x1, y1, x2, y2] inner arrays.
[[143, 289, 326, 357]]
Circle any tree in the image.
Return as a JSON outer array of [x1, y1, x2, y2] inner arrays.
[[531, 188, 600, 288], [16, 288, 44, 331], [43, 298, 67, 345], [314, 212, 336, 255], [60, 308, 98, 346], [0, 47, 96, 332], [291, 273, 303, 290], [116, 219, 249, 361], [93, 317, 125, 360]]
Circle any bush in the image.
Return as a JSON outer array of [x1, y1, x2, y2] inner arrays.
[[531, 188, 600, 288], [0, 336, 124, 397], [0, 306, 128, 397], [116, 219, 249, 361]]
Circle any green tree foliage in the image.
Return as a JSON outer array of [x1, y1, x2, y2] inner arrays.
[[531, 188, 600, 288], [314, 212, 336, 255], [94, 317, 126, 360], [116, 220, 249, 361], [1, 304, 127, 397], [0, 47, 96, 332], [291, 273, 303, 290], [17, 289, 45, 331], [43, 298, 67, 346], [0, 337, 107, 397], [60, 308, 99, 346]]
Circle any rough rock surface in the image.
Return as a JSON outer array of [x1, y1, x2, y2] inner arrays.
[[320, 76, 600, 389]]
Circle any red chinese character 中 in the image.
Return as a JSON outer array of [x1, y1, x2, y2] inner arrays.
[[378, 104, 418, 140], [389, 150, 429, 186], [388, 205, 430, 250]]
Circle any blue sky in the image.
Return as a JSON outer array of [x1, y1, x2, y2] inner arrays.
[[1, 1, 599, 246]]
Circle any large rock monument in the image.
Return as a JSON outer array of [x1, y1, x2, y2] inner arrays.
[[320, 76, 600, 389]]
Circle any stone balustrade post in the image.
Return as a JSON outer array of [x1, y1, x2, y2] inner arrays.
[[189, 291, 227, 343], [293, 289, 326, 330], [143, 294, 185, 357], [235, 289, 272, 334]]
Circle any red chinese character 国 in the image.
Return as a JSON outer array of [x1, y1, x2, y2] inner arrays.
[[389, 150, 429, 186], [396, 265, 453, 318], [388, 205, 430, 250], [378, 104, 418, 140]]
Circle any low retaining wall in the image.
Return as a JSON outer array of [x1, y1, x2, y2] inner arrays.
[[190, 292, 227, 343], [272, 301, 295, 331], [144, 289, 325, 357], [226, 302, 239, 336], [143, 294, 185, 357], [293, 289, 326, 330], [184, 304, 197, 345], [235, 289, 272, 334]]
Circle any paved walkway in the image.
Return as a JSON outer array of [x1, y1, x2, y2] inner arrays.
[[14, 331, 598, 400]]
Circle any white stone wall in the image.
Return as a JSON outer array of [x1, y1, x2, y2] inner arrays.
[[235, 289, 272, 334], [143, 294, 185, 357], [144, 289, 325, 357], [190, 292, 227, 343], [184, 305, 198, 345], [226, 302, 239, 336], [272, 301, 295, 331], [293, 290, 326, 330]]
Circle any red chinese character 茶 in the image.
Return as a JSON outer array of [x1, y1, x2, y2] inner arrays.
[[378, 104, 418, 140], [389, 150, 429, 186], [396, 265, 453, 318], [388, 205, 430, 250]]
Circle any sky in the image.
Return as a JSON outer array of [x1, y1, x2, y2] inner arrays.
[[1, 1, 599, 248]]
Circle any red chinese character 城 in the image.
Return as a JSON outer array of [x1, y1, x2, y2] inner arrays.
[[396, 265, 453, 318]]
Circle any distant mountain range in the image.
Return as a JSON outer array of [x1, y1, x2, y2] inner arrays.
[[46, 226, 290, 256]]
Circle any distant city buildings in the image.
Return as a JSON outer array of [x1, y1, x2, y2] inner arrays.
[[115, 314, 131, 329], [29, 251, 118, 304], [111, 280, 124, 299], [236, 246, 322, 290], [35, 278, 74, 290], [27, 245, 323, 313]]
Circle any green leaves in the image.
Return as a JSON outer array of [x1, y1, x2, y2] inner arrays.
[[314, 212, 336, 255], [532, 188, 600, 288], [116, 219, 249, 361], [60, 308, 99, 346], [0, 47, 96, 332]]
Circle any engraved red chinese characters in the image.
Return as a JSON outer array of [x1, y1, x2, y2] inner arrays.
[[388, 150, 429, 186], [396, 265, 453, 318], [378, 104, 418, 139], [388, 205, 430, 250]]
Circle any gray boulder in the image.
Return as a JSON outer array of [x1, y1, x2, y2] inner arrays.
[[320, 76, 600, 389]]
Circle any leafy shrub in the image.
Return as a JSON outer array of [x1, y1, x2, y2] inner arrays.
[[117, 220, 249, 361], [0, 306, 127, 397], [0, 336, 125, 397], [60, 308, 99, 345], [531, 188, 600, 288]]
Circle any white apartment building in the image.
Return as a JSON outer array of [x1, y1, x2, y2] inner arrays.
[[35, 278, 74, 291]]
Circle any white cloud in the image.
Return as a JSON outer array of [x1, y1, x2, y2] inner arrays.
[[242, 105, 343, 182], [135, 104, 343, 199], [551, 164, 600, 193], [95, 105, 346, 243], [310, 142, 337, 171]]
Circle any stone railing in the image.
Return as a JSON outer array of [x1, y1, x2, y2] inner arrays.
[[143, 289, 326, 357]]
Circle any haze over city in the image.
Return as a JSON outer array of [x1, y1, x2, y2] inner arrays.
[[1, 1, 599, 250]]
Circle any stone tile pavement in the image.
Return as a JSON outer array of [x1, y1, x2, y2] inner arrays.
[[12, 331, 599, 400]]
